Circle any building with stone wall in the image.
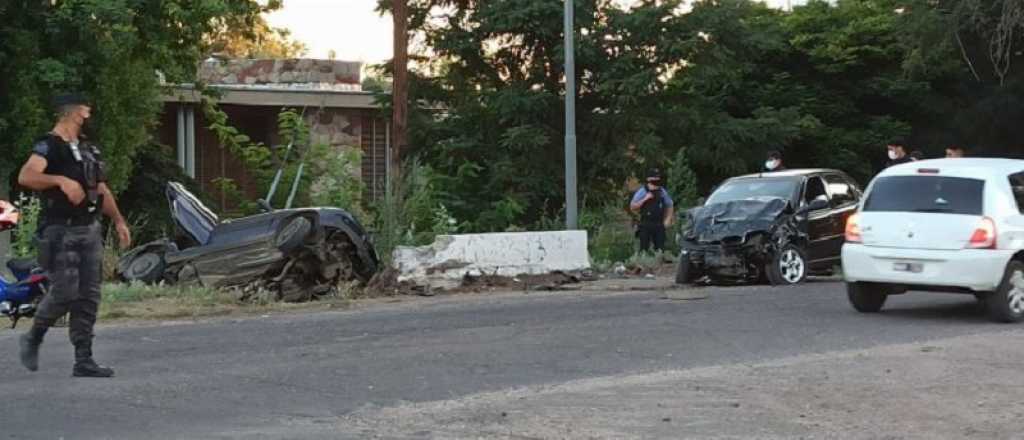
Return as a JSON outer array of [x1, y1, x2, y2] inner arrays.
[[157, 58, 391, 213]]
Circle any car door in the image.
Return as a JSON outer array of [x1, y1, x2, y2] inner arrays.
[[801, 175, 834, 263], [823, 173, 860, 262]]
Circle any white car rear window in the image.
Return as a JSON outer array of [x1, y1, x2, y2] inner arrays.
[[864, 176, 984, 215]]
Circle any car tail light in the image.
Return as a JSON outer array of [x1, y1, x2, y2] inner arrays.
[[917, 168, 940, 174], [845, 213, 862, 243], [966, 217, 997, 249]]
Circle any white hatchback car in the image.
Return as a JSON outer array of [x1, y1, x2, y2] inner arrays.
[[842, 158, 1024, 322]]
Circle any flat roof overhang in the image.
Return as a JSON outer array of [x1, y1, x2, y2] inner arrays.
[[161, 84, 380, 109]]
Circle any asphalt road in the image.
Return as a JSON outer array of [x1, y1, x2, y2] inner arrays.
[[0, 280, 1012, 439]]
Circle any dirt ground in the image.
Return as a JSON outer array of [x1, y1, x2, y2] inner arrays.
[[334, 330, 1024, 439]]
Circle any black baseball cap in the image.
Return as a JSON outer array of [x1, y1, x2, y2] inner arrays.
[[52, 93, 91, 110], [646, 168, 663, 181], [886, 136, 907, 147]]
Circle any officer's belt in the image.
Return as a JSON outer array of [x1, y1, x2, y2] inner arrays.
[[44, 214, 99, 227]]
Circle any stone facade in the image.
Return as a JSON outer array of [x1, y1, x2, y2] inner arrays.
[[199, 58, 362, 91], [306, 108, 363, 178]]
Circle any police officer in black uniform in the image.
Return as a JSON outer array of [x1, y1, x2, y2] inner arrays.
[[17, 93, 131, 377]]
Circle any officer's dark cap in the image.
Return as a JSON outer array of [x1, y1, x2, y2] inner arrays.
[[887, 137, 907, 148], [52, 93, 91, 110], [646, 168, 663, 180]]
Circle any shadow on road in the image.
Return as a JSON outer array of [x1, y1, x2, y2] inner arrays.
[[876, 295, 993, 324]]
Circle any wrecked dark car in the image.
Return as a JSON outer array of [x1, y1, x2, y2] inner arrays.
[[115, 182, 379, 301], [676, 169, 862, 286]]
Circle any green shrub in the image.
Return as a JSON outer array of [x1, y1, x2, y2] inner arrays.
[[370, 159, 458, 264], [582, 203, 636, 264], [11, 194, 40, 259], [668, 147, 700, 210], [117, 143, 207, 244]]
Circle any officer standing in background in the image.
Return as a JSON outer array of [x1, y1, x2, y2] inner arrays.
[[17, 93, 131, 378], [885, 138, 913, 168], [629, 168, 674, 253]]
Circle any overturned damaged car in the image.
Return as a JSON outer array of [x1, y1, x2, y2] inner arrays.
[[116, 182, 379, 301], [676, 169, 862, 286]]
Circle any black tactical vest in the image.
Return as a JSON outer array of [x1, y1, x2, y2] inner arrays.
[[32, 134, 106, 221], [640, 191, 667, 225]]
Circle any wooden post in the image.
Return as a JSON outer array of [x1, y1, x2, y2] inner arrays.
[[391, 0, 409, 186]]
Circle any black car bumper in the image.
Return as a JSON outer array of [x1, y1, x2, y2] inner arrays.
[[680, 239, 769, 281]]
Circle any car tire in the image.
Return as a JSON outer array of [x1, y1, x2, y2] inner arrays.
[[985, 261, 1024, 323], [675, 253, 694, 285], [767, 244, 808, 286], [847, 282, 888, 313], [275, 216, 312, 254], [123, 252, 166, 284]]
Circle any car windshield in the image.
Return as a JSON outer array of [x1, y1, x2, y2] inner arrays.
[[705, 178, 799, 206], [864, 175, 985, 215]]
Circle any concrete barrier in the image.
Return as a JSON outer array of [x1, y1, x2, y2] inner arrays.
[[393, 231, 590, 289]]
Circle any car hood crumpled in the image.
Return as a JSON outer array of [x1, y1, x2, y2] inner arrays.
[[685, 198, 790, 244]]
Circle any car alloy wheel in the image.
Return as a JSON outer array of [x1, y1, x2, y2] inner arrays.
[[778, 249, 806, 284]]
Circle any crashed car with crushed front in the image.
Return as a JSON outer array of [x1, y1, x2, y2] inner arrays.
[[675, 169, 861, 286], [116, 182, 379, 301]]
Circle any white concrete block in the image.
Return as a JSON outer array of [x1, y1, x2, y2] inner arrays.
[[393, 231, 590, 289]]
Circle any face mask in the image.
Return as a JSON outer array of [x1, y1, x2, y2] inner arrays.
[[765, 160, 778, 170], [888, 150, 899, 160], [80, 116, 97, 139]]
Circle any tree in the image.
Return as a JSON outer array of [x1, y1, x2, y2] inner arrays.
[[207, 14, 308, 59], [0, 0, 280, 193], [376, 0, 693, 231], [375, 0, 1001, 230]]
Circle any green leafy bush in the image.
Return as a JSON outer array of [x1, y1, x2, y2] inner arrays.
[[370, 159, 458, 264], [11, 194, 40, 259]]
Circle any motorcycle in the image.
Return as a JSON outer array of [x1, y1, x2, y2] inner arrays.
[[0, 200, 49, 328]]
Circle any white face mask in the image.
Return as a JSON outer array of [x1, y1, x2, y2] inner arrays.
[[765, 160, 779, 170], [888, 150, 899, 160]]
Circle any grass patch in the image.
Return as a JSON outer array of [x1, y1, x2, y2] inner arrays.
[[98, 282, 354, 321]]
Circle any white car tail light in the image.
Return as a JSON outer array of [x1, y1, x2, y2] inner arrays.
[[966, 217, 997, 249], [845, 213, 862, 243]]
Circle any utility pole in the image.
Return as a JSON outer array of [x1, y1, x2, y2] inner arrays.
[[564, 0, 578, 230], [392, 0, 409, 187]]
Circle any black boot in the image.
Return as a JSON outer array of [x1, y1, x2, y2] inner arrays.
[[72, 343, 114, 378], [19, 324, 48, 372]]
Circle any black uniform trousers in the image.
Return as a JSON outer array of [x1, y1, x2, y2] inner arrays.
[[638, 223, 667, 253], [33, 222, 103, 350]]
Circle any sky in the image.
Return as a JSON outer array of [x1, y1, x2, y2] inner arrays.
[[265, 0, 802, 65]]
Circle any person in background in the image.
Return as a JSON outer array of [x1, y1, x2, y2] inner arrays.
[[946, 145, 966, 158], [763, 150, 786, 172], [629, 168, 674, 253], [885, 138, 913, 168], [909, 150, 924, 161]]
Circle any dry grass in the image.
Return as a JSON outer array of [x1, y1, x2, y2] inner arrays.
[[98, 281, 356, 321]]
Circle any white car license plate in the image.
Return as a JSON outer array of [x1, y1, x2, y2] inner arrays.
[[893, 262, 924, 273]]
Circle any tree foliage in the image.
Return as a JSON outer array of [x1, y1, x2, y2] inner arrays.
[[376, 0, 988, 231], [207, 14, 308, 59], [0, 0, 278, 193]]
